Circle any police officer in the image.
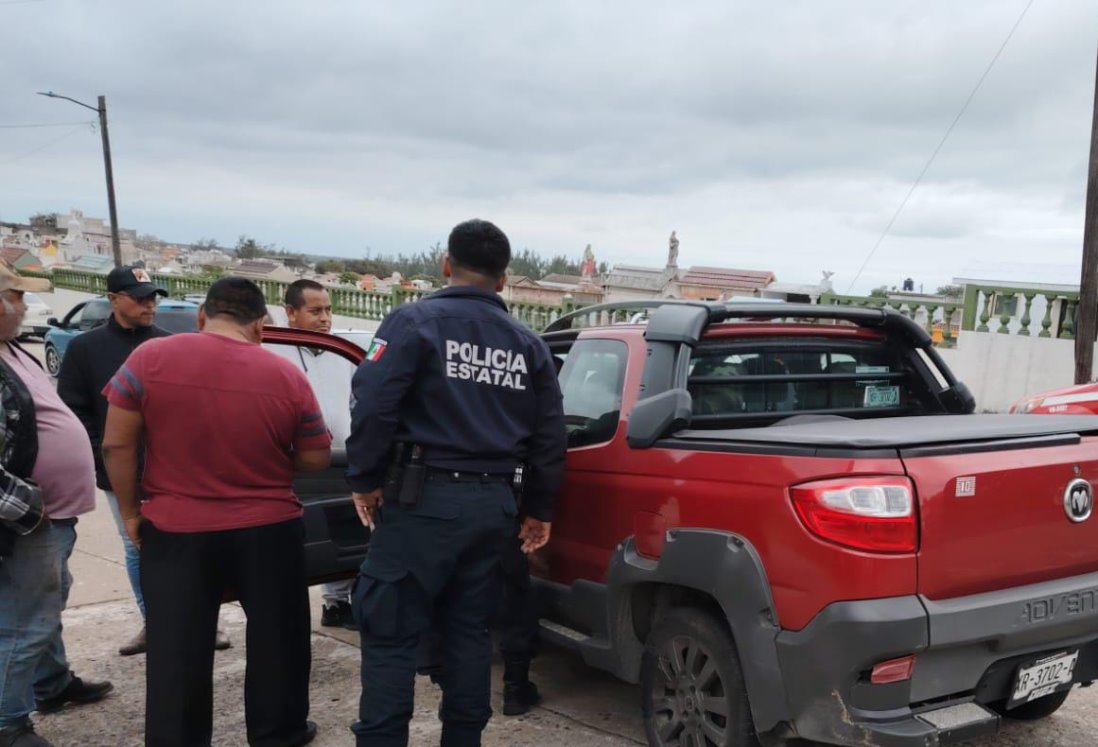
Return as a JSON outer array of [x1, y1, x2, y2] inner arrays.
[[346, 219, 566, 747]]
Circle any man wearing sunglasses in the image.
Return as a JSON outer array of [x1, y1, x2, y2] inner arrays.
[[58, 265, 232, 657]]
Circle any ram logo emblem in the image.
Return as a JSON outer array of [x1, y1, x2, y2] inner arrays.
[[1064, 479, 1094, 524]]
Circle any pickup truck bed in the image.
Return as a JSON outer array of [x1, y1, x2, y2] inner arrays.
[[675, 413, 1098, 449]]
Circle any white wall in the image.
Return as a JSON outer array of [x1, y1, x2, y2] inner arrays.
[[939, 332, 1094, 412]]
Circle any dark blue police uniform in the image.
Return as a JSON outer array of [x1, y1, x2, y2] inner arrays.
[[346, 285, 566, 747]]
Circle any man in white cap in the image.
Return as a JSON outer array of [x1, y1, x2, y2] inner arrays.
[[0, 263, 112, 747]]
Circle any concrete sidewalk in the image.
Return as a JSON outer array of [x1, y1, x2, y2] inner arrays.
[[36, 492, 644, 746], [44, 492, 1098, 747]]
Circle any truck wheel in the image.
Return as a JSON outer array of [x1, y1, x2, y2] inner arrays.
[[44, 344, 61, 376], [993, 689, 1071, 721], [641, 608, 759, 747]]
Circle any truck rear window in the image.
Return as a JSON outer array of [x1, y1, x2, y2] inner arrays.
[[688, 341, 911, 420]]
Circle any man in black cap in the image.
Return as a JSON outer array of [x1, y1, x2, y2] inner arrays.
[[58, 265, 231, 656]]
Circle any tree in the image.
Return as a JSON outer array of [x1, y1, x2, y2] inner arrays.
[[427, 241, 445, 268], [869, 285, 890, 298], [339, 271, 362, 285], [544, 254, 580, 276], [192, 238, 221, 251], [134, 233, 165, 252], [936, 284, 964, 299], [509, 248, 546, 278], [28, 213, 57, 232], [234, 235, 265, 259]]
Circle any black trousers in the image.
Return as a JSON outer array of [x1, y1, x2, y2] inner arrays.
[[497, 533, 539, 663], [352, 481, 515, 747], [415, 527, 540, 678], [141, 518, 312, 747]]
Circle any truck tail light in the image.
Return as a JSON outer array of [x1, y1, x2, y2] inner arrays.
[[790, 476, 918, 553], [870, 655, 917, 684]]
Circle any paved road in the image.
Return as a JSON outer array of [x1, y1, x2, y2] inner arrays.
[[17, 332, 1098, 746], [41, 489, 1098, 747]]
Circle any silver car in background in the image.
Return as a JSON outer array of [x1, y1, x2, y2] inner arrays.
[[21, 292, 53, 338]]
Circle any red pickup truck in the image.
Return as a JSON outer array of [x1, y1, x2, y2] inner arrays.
[[279, 302, 1098, 747], [532, 302, 1098, 747]]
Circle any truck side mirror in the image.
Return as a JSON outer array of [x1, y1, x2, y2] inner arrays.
[[627, 388, 693, 448], [47, 317, 59, 327]]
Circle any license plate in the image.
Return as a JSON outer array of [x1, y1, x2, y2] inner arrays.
[[1008, 650, 1078, 709], [863, 385, 900, 408]]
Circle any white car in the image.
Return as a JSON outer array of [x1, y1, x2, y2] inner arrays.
[[21, 292, 53, 337], [331, 329, 374, 353]]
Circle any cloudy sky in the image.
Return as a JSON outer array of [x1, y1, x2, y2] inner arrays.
[[2, 0, 1097, 293]]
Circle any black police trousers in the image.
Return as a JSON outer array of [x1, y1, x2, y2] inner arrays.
[[352, 480, 515, 747], [141, 518, 312, 747], [416, 529, 539, 678]]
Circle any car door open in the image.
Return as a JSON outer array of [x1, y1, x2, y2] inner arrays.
[[263, 327, 368, 585]]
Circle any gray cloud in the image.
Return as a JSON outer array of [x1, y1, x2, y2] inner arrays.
[[2, 0, 1096, 292]]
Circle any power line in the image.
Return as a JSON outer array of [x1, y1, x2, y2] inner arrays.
[[846, 0, 1038, 293], [0, 125, 89, 166], [0, 120, 94, 129]]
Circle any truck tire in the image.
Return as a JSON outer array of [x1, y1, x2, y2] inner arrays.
[[993, 689, 1071, 721], [640, 608, 759, 747]]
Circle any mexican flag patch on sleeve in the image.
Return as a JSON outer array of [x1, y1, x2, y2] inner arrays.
[[365, 338, 388, 362]]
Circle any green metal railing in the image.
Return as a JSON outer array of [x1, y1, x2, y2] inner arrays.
[[961, 285, 1079, 339], [819, 293, 963, 347], [820, 285, 1083, 341], [49, 268, 1081, 340], [47, 268, 568, 328]]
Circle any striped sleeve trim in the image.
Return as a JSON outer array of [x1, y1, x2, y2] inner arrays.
[[119, 365, 145, 397], [299, 426, 329, 438], [300, 411, 323, 424], [107, 364, 143, 402]]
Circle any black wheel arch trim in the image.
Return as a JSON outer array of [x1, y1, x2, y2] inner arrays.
[[606, 528, 791, 734]]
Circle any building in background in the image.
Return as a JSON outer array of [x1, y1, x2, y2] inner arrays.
[[602, 232, 774, 303], [230, 259, 300, 284]]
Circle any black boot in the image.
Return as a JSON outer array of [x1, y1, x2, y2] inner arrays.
[[34, 675, 113, 714], [502, 658, 541, 716], [0, 721, 54, 747]]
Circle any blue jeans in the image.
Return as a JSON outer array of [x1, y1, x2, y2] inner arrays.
[[0, 520, 77, 727], [105, 491, 145, 618]]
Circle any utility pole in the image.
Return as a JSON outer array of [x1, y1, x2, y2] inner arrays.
[[96, 96, 121, 269], [1076, 46, 1098, 384], [37, 92, 123, 268]]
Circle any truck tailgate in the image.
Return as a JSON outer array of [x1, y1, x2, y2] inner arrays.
[[904, 435, 1098, 600], [676, 414, 1098, 601]]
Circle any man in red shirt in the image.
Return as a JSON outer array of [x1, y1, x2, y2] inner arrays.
[[101, 277, 332, 747]]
